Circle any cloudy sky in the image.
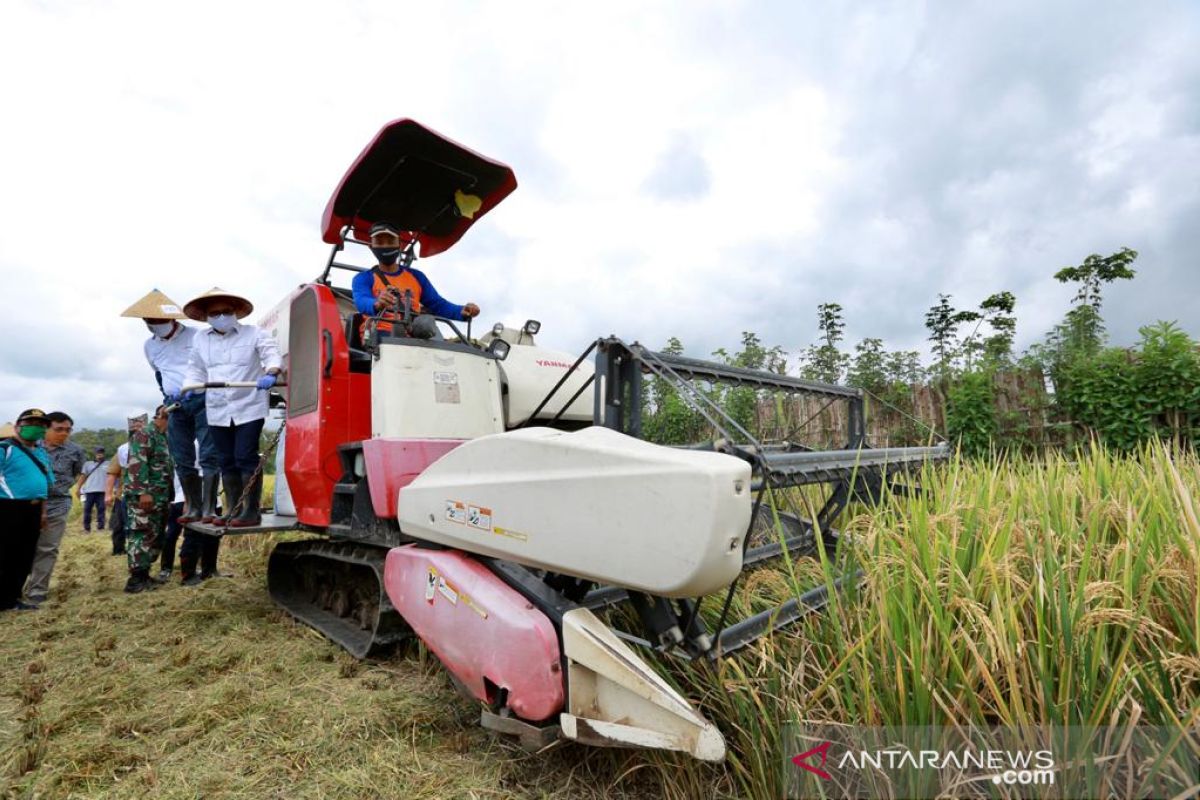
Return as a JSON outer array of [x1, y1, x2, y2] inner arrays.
[[2, 0, 1197, 428]]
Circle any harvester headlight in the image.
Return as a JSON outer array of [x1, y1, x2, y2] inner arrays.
[[488, 338, 511, 360], [522, 319, 541, 335], [491, 322, 505, 337]]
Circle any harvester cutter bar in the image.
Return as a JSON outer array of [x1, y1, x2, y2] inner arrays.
[[711, 570, 864, 657]]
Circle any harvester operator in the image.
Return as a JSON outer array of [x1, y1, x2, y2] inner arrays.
[[120, 289, 221, 527], [352, 221, 480, 341]]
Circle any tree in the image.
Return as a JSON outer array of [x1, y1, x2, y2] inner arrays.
[[798, 302, 848, 384], [960, 291, 1017, 367], [643, 337, 708, 444], [1052, 247, 1138, 357], [726, 331, 786, 373], [885, 350, 924, 385], [924, 294, 980, 379], [846, 337, 887, 393], [713, 332, 787, 437]]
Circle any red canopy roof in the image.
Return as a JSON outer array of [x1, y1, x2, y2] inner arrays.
[[321, 119, 517, 256]]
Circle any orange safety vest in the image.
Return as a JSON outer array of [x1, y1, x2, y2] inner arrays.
[[362, 267, 423, 338]]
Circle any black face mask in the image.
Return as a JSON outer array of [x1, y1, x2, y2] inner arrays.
[[371, 247, 401, 266]]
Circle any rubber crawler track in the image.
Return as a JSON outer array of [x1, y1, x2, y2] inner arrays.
[[267, 539, 411, 658]]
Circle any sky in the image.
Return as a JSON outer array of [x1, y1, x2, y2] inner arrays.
[[1, 0, 1197, 428]]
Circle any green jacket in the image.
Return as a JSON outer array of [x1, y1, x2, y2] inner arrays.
[[124, 427, 173, 499]]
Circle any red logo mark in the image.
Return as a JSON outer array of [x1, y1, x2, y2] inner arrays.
[[792, 741, 833, 780], [535, 359, 573, 369]]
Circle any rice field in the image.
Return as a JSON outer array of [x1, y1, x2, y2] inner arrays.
[[652, 443, 1200, 798], [2, 445, 1197, 798]]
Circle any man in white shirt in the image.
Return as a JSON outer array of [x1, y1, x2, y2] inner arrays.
[[105, 414, 145, 556], [79, 446, 109, 532], [121, 289, 221, 525], [182, 287, 281, 560]]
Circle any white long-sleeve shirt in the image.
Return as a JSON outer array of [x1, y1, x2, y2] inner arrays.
[[183, 322, 283, 426], [144, 324, 198, 396]]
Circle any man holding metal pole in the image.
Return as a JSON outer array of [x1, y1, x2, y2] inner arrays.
[[181, 288, 281, 582], [120, 289, 221, 525]]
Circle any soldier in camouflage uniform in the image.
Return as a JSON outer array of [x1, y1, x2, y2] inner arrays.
[[123, 406, 174, 593]]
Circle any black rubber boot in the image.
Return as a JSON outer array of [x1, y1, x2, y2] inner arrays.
[[180, 553, 202, 586], [124, 569, 158, 594], [228, 472, 262, 528], [199, 473, 221, 523], [175, 474, 204, 524], [212, 473, 243, 528], [199, 536, 222, 580]]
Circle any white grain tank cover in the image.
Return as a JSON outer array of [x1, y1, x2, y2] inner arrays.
[[396, 426, 752, 597], [371, 341, 505, 439]]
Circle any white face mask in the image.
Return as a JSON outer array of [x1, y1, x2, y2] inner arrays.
[[208, 313, 236, 333], [148, 321, 174, 338]]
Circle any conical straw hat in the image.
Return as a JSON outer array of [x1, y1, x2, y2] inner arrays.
[[120, 289, 187, 319], [183, 287, 254, 322]]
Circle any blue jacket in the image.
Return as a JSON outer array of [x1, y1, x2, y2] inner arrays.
[[351, 265, 465, 321], [0, 439, 53, 500]]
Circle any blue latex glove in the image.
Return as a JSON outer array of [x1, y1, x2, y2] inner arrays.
[[181, 390, 196, 401], [165, 392, 181, 404], [256, 375, 277, 391]]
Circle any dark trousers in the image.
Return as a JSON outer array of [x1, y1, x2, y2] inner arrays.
[[167, 393, 221, 480], [0, 499, 43, 610], [180, 528, 202, 567], [110, 498, 127, 555], [160, 501, 184, 571], [179, 529, 219, 575], [208, 418, 265, 474], [83, 491, 106, 531]]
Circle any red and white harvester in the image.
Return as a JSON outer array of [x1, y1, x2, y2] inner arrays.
[[221, 120, 945, 761]]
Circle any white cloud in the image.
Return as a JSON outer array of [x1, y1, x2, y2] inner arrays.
[[1, 0, 1197, 427]]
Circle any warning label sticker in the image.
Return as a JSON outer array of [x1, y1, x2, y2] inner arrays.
[[445, 500, 466, 525], [426, 567, 460, 606], [433, 371, 460, 404], [436, 576, 459, 605], [467, 505, 492, 531]]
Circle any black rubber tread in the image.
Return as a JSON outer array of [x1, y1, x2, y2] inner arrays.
[[267, 539, 410, 659]]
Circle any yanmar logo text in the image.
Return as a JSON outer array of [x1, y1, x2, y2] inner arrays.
[[535, 359, 573, 369]]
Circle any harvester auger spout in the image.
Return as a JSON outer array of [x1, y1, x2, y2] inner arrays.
[[252, 118, 949, 763]]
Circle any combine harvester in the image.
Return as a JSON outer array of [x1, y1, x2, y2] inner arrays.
[[194, 119, 947, 761]]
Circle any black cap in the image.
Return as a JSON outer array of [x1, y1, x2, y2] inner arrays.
[[16, 408, 50, 425], [95, 446, 106, 453], [368, 221, 402, 238]]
